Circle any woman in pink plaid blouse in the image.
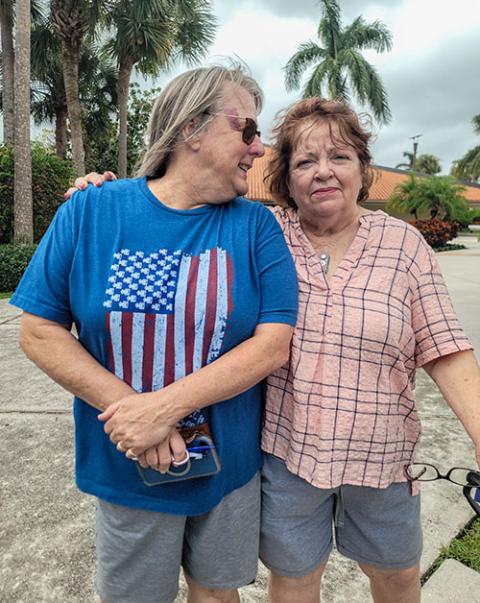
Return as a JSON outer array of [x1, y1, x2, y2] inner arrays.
[[260, 97, 480, 603]]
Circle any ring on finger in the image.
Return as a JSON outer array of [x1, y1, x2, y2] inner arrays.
[[171, 451, 190, 466]]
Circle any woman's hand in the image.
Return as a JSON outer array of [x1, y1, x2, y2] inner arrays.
[[98, 390, 177, 455], [136, 430, 188, 473], [64, 171, 116, 200]]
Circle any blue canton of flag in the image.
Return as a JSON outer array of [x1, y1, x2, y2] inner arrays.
[[103, 248, 182, 314]]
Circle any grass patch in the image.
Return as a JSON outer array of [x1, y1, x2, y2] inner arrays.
[[423, 518, 480, 583], [0, 291, 12, 300]]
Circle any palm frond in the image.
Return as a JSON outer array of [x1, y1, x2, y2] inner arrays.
[[342, 18, 392, 53], [284, 41, 325, 91], [302, 58, 332, 98], [360, 61, 391, 124], [171, 0, 217, 66], [454, 145, 480, 181], [338, 48, 369, 104], [472, 114, 480, 136], [327, 62, 349, 103], [317, 0, 341, 53]]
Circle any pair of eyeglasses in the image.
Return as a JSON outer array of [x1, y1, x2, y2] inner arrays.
[[214, 113, 261, 145], [404, 463, 480, 517]]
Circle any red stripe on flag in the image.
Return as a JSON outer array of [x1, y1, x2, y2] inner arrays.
[[227, 254, 234, 315], [202, 248, 218, 365], [164, 313, 175, 386], [142, 313, 155, 392], [122, 312, 133, 386], [185, 256, 199, 375]]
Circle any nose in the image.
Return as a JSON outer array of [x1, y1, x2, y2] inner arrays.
[[249, 134, 265, 158], [314, 158, 333, 179]]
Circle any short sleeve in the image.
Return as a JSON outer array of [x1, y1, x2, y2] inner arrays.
[[411, 242, 473, 367], [254, 206, 298, 326], [10, 199, 77, 325]]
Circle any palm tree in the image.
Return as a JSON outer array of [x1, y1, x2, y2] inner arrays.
[[31, 18, 118, 159], [387, 175, 468, 222], [396, 152, 441, 175], [417, 176, 468, 221], [415, 154, 441, 175], [49, 0, 103, 175], [0, 0, 15, 143], [452, 114, 480, 182], [13, 0, 33, 243], [284, 0, 392, 124], [103, 0, 216, 177], [30, 18, 68, 156], [395, 151, 415, 171], [1, 0, 43, 144], [387, 174, 420, 218]]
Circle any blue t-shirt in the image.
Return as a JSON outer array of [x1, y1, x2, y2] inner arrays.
[[11, 177, 298, 515]]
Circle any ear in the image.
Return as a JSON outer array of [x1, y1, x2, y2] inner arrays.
[[180, 117, 203, 152]]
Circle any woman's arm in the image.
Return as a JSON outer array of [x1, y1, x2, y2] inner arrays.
[[19, 311, 133, 409], [19, 311, 187, 465], [99, 322, 293, 455], [423, 350, 480, 465]]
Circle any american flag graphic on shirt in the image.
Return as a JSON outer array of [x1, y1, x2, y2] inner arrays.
[[103, 247, 233, 409]]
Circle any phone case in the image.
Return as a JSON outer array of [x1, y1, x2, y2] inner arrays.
[[136, 433, 221, 486]]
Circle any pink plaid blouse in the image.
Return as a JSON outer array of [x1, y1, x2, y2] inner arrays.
[[262, 208, 473, 490]]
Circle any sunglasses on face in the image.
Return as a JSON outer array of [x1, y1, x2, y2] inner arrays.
[[215, 113, 261, 145]]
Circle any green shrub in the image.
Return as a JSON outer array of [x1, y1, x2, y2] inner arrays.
[[0, 143, 74, 244], [410, 218, 459, 249], [0, 244, 37, 292]]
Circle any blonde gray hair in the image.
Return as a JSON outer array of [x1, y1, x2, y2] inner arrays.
[[135, 65, 264, 178]]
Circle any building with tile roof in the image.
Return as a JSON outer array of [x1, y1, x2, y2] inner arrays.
[[246, 146, 480, 216]]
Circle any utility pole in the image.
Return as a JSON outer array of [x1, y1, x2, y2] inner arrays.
[[409, 134, 423, 171]]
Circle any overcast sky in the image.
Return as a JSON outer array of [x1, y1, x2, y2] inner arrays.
[[5, 0, 479, 175], [155, 0, 480, 175]]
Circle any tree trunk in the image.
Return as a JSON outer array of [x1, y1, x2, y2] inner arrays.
[[55, 105, 68, 159], [0, 5, 15, 144], [61, 42, 85, 175], [13, 0, 33, 244], [117, 59, 133, 179]]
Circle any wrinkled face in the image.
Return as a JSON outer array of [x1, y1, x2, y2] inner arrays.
[[197, 83, 265, 201], [288, 120, 363, 221]]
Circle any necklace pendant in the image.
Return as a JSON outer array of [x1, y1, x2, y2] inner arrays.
[[318, 251, 330, 273]]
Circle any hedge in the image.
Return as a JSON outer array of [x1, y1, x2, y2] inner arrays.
[[0, 243, 37, 292], [0, 143, 74, 244], [410, 218, 461, 249]]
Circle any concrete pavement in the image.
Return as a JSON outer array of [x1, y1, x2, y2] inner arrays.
[[1, 236, 479, 602]]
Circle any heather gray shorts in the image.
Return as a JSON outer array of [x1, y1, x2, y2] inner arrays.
[[95, 472, 260, 603], [260, 454, 422, 577]]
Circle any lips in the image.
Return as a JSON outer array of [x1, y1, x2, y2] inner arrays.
[[311, 186, 339, 197], [239, 163, 250, 173]]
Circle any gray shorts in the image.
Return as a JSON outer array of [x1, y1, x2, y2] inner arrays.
[[96, 472, 260, 603], [260, 454, 422, 576]]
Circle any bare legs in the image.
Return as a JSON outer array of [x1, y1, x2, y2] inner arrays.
[[185, 574, 240, 603], [359, 562, 421, 603], [267, 561, 420, 603], [268, 560, 328, 603]]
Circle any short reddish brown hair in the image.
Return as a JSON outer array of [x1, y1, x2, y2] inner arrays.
[[266, 97, 374, 207]]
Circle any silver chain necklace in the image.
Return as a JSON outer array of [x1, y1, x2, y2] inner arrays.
[[318, 251, 330, 273]]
